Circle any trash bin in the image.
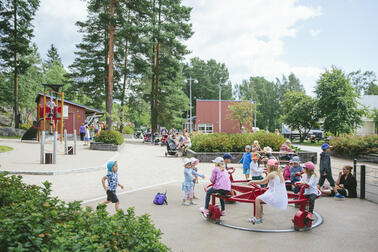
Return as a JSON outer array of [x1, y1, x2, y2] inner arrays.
[[68, 146, 74, 155], [45, 153, 52, 164]]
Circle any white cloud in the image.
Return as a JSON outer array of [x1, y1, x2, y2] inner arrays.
[[183, 0, 322, 94], [32, 0, 87, 65], [310, 29, 321, 37]]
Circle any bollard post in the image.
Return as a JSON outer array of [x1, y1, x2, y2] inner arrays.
[[73, 129, 77, 155], [360, 165, 366, 199], [40, 131, 45, 164], [53, 131, 57, 164], [353, 159, 357, 177], [64, 129, 68, 155]]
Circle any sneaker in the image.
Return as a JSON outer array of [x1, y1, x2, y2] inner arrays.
[[334, 193, 345, 199], [248, 217, 263, 224], [190, 201, 197, 205], [200, 207, 209, 217], [182, 201, 190, 206], [221, 210, 226, 216]]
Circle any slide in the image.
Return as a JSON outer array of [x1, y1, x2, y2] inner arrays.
[[21, 121, 39, 141]]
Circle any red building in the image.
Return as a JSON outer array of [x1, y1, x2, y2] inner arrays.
[[35, 93, 103, 135], [195, 99, 252, 134]]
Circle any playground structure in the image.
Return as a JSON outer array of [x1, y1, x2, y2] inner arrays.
[[202, 170, 322, 232]]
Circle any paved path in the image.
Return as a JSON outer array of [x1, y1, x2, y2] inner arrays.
[[1, 139, 378, 251]]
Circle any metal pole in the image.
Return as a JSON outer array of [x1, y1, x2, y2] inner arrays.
[[53, 131, 57, 164], [40, 131, 45, 164], [61, 91, 64, 142], [219, 85, 221, 132], [73, 129, 77, 155], [353, 158, 357, 177], [360, 165, 365, 199], [189, 78, 192, 133], [64, 129, 68, 155], [254, 102, 256, 128]]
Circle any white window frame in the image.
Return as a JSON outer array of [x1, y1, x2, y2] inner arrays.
[[198, 123, 213, 133]]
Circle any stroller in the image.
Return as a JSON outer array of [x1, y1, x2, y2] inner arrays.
[[165, 138, 178, 157], [160, 134, 169, 146], [143, 133, 152, 143], [134, 130, 143, 139], [152, 132, 160, 145]]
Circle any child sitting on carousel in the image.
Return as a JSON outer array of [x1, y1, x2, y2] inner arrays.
[[248, 159, 288, 224]]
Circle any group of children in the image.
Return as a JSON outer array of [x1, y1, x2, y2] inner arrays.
[[99, 141, 352, 226]]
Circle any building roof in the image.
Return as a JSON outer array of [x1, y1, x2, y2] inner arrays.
[[35, 93, 104, 115], [359, 95, 378, 110]]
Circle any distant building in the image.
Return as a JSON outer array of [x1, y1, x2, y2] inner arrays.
[[35, 93, 103, 135], [356, 95, 378, 135], [195, 99, 253, 134]]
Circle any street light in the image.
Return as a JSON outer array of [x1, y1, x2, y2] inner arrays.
[[187, 77, 197, 133], [219, 84, 222, 132]]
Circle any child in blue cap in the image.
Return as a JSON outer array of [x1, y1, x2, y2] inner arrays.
[[318, 144, 340, 198], [100, 161, 124, 211]]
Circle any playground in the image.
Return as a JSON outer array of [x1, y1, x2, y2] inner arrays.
[[1, 138, 378, 251]]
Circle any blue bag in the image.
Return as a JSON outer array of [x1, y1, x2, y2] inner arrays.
[[153, 192, 168, 205]]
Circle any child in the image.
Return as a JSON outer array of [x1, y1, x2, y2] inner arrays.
[[299, 162, 319, 220], [250, 153, 264, 181], [84, 125, 90, 146], [248, 159, 288, 224], [239, 145, 252, 180], [100, 161, 124, 211], [190, 157, 200, 199], [318, 143, 338, 197], [182, 158, 204, 206], [290, 156, 303, 193], [200, 157, 231, 216], [283, 160, 293, 190], [252, 140, 261, 152]]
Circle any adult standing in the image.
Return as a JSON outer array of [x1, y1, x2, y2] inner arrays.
[[79, 123, 85, 141]]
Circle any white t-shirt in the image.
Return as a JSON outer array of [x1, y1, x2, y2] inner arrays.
[[301, 174, 319, 196], [250, 161, 264, 177]]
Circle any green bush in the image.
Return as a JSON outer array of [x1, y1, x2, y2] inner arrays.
[[0, 172, 169, 251], [330, 134, 378, 157], [20, 122, 32, 130], [122, 126, 134, 135], [191, 131, 285, 152], [96, 130, 124, 145]]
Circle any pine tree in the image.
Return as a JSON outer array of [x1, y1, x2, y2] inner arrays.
[[45, 44, 62, 67], [0, 0, 40, 128]]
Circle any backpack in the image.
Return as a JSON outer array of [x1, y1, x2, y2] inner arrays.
[[153, 192, 168, 205]]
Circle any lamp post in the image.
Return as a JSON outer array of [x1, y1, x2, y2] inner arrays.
[[187, 77, 197, 133], [219, 84, 222, 132]]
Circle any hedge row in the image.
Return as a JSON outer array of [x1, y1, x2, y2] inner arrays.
[[191, 131, 285, 152], [96, 130, 124, 145], [330, 134, 378, 157], [0, 172, 169, 251]]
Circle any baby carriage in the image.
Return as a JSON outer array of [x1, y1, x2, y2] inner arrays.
[[165, 138, 178, 157], [160, 134, 169, 146], [143, 133, 152, 143], [152, 132, 160, 145]]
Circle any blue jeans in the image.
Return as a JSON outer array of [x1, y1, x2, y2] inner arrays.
[[204, 187, 229, 211]]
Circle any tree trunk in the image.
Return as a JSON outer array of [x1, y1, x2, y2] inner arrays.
[[13, 0, 19, 129], [120, 40, 128, 133], [106, 0, 115, 130]]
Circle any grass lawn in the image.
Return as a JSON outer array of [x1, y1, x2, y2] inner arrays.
[[0, 135, 21, 139], [0, 145, 13, 153]]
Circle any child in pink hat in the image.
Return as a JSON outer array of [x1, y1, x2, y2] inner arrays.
[[299, 162, 319, 220]]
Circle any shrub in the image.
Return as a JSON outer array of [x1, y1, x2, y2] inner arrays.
[[96, 130, 124, 145], [191, 132, 285, 152], [19, 122, 32, 130], [330, 134, 378, 157], [0, 172, 169, 251], [122, 125, 134, 135]]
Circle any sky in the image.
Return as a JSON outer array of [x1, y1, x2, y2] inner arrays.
[[32, 0, 378, 95]]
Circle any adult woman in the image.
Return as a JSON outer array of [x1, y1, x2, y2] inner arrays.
[[321, 165, 357, 198]]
